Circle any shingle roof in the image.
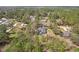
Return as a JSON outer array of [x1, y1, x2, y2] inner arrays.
[[37, 26, 47, 35]]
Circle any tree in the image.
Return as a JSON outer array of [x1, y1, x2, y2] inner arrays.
[[0, 25, 9, 47], [72, 24, 79, 34], [71, 33, 79, 46], [0, 25, 8, 40]]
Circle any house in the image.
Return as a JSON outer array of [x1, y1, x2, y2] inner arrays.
[[40, 19, 47, 25], [58, 26, 71, 32], [56, 19, 64, 25], [6, 28, 13, 32], [39, 17, 51, 27], [29, 15, 36, 22], [58, 25, 72, 37], [13, 22, 27, 29], [37, 25, 47, 35], [0, 18, 9, 25], [62, 31, 71, 37]]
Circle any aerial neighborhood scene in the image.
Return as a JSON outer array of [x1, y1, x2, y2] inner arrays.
[[0, 6, 79, 52]]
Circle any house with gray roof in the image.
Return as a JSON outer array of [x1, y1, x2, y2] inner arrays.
[[61, 31, 71, 38], [37, 25, 47, 35]]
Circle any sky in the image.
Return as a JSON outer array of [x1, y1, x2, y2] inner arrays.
[[0, 0, 79, 6]]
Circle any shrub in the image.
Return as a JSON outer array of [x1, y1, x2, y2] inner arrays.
[[71, 33, 79, 46], [50, 24, 62, 35], [74, 48, 79, 52], [72, 24, 79, 34]]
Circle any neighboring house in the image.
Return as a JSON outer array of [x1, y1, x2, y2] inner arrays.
[[29, 15, 36, 22], [58, 26, 71, 32], [62, 31, 71, 37], [6, 28, 13, 32], [0, 18, 9, 25], [40, 19, 47, 25], [56, 19, 64, 25], [58, 25, 72, 37], [37, 25, 47, 35], [39, 17, 51, 27], [0, 18, 14, 32], [6, 21, 27, 32], [13, 22, 27, 29]]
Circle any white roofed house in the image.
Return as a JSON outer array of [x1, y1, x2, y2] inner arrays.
[[0, 20, 2, 24], [6, 27, 13, 32], [0, 18, 14, 32], [6, 21, 27, 33], [56, 19, 64, 25], [39, 17, 51, 27], [29, 15, 36, 22], [0, 18, 9, 25], [13, 22, 27, 29], [6, 22, 27, 33]]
